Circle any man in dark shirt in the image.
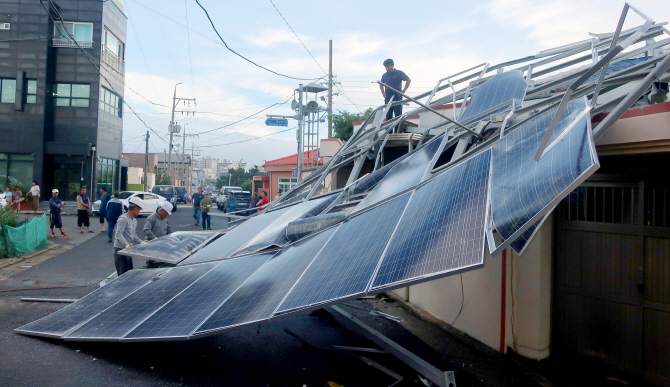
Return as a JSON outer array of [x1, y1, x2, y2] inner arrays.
[[379, 58, 411, 120], [191, 187, 205, 226], [106, 192, 123, 242], [99, 187, 111, 232], [49, 189, 68, 238]]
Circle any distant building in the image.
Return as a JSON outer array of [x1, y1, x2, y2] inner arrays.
[[157, 152, 191, 187], [0, 0, 128, 201]]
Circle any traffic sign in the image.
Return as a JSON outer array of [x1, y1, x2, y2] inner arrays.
[[292, 171, 298, 178], [265, 118, 288, 127]]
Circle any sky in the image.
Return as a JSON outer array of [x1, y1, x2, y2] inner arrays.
[[118, 0, 670, 167]]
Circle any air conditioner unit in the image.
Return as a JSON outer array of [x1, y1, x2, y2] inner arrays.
[[0, 23, 10, 30]]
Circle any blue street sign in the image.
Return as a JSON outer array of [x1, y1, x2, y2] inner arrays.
[[265, 118, 289, 127], [292, 171, 298, 178]]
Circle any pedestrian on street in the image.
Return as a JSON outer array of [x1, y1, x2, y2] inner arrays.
[[274, 190, 283, 201], [28, 181, 40, 208], [99, 187, 111, 232], [256, 191, 269, 211], [192, 187, 204, 226], [106, 192, 123, 242], [224, 192, 237, 215], [200, 192, 213, 230], [379, 58, 411, 120], [143, 201, 173, 268], [249, 192, 259, 215], [77, 187, 92, 233], [113, 197, 144, 276], [12, 186, 24, 211], [49, 189, 68, 238]]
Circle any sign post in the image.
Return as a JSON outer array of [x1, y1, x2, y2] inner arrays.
[[265, 118, 289, 127]]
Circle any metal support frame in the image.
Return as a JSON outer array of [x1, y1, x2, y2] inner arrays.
[[327, 305, 455, 387]]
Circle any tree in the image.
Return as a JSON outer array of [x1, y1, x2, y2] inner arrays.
[[333, 108, 373, 142], [155, 173, 171, 185], [215, 166, 262, 190], [240, 181, 252, 192]]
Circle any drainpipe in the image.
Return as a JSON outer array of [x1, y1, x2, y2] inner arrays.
[[90, 146, 96, 201], [500, 248, 507, 354]]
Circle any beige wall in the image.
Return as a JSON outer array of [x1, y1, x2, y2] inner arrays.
[[393, 215, 553, 360]]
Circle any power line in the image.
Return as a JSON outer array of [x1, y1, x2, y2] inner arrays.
[[192, 0, 318, 81], [198, 126, 295, 148], [184, 0, 198, 130], [190, 97, 291, 135]]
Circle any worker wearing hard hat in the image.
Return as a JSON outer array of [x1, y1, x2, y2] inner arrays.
[[143, 201, 173, 268], [113, 196, 145, 276]]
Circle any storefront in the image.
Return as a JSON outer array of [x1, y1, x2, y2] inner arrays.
[[96, 157, 119, 194]]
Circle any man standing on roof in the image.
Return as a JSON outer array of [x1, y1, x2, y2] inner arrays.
[[379, 59, 411, 120]]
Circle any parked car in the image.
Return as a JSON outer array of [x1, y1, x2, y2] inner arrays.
[[151, 185, 178, 211], [174, 186, 188, 203], [216, 186, 242, 210], [218, 191, 252, 213], [92, 191, 167, 216]]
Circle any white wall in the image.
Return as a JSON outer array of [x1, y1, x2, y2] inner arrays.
[[127, 167, 143, 185], [393, 215, 553, 360]]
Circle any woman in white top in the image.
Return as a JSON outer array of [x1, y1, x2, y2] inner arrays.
[[29, 181, 40, 204]]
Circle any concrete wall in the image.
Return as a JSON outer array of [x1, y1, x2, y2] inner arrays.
[[127, 166, 142, 184], [394, 215, 553, 360]]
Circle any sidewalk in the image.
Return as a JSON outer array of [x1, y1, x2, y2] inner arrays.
[[0, 211, 101, 283]]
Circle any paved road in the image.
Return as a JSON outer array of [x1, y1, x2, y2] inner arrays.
[[0, 205, 474, 387]]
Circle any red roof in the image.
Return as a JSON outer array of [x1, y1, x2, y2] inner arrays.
[[263, 149, 323, 167]]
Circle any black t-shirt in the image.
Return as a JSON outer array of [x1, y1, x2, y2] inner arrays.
[[381, 69, 409, 102]]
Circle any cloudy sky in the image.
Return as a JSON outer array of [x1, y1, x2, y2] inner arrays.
[[119, 0, 670, 166]]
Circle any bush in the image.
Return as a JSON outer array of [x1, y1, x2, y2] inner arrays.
[[0, 205, 19, 228]]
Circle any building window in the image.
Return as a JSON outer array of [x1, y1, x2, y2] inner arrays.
[[53, 83, 90, 107], [0, 153, 34, 194], [277, 177, 298, 193], [96, 158, 118, 194], [100, 87, 121, 117], [0, 79, 16, 103], [53, 21, 93, 48], [101, 29, 125, 74], [26, 80, 36, 104]]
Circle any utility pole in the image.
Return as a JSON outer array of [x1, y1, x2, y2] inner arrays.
[[167, 83, 196, 185], [144, 130, 149, 190], [328, 40, 333, 139]]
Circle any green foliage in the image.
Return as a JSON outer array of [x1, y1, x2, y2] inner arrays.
[[216, 166, 261, 190], [155, 173, 172, 185], [0, 205, 19, 228], [333, 108, 373, 142], [240, 181, 252, 192]]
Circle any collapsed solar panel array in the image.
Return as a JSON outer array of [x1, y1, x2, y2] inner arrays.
[[16, 5, 670, 341]]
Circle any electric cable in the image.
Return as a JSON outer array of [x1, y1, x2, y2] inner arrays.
[[451, 273, 465, 325], [190, 96, 291, 135], [198, 126, 294, 148], [193, 0, 318, 81], [184, 0, 198, 130]]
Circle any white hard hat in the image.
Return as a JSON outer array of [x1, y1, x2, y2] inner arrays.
[[128, 196, 144, 209], [52, 189, 59, 193], [159, 201, 173, 215]]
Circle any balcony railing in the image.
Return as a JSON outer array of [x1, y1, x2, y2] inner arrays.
[[101, 45, 125, 75], [52, 38, 93, 48]]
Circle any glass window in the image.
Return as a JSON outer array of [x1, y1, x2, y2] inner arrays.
[[26, 80, 37, 104], [53, 83, 90, 108], [99, 87, 121, 117], [0, 153, 34, 194], [53, 22, 93, 48], [103, 29, 124, 59], [96, 158, 118, 194], [1, 79, 16, 103]]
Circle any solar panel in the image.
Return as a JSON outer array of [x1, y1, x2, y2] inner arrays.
[[278, 192, 412, 313], [459, 70, 527, 123], [371, 149, 491, 291], [232, 195, 338, 256], [354, 138, 442, 212], [490, 97, 597, 244], [348, 151, 413, 196], [65, 262, 217, 340], [15, 269, 167, 339], [177, 206, 292, 266], [285, 212, 347, 242], [193, 227, 338, 336], [509, 219, 540, 255], [119, 231, 221, 264], [124, 253, 273, 340]]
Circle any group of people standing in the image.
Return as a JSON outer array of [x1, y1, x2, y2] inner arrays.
[[3, 181, 41, 212]]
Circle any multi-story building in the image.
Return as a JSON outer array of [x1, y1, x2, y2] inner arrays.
[[156, 152, 190, 186], [0, 0, 127, 201]]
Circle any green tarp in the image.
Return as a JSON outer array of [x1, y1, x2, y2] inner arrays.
[[1, 214, 47, 257]]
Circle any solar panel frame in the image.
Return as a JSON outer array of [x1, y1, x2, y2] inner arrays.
[[458, 70, 528, 123], [487, 97, 599, 255], [277, 192, 413, 314], [370, 149, 491, 292], [192, 227, 339, 338], [122, 253, 274, 341], [177, 206, 293, 266], [64, 262, 218, 341], [119, 231, 221, 264], [14, 268, 168, 339]]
